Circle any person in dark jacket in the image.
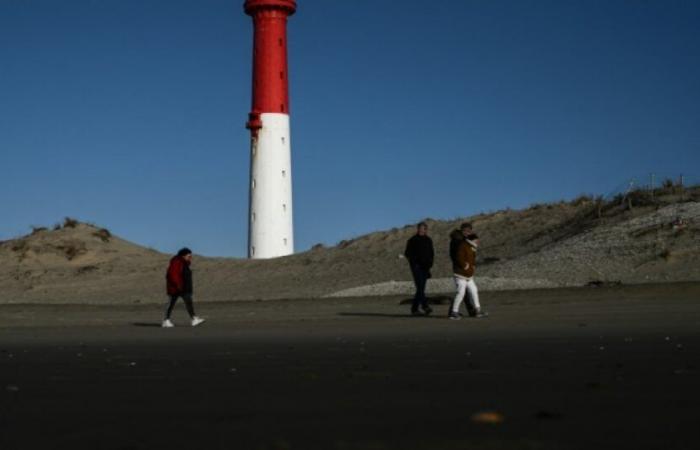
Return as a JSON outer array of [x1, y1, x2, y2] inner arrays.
[[163, 247, 205, 327], [448, 223, 487, 319], [404, 222, 434, 315]]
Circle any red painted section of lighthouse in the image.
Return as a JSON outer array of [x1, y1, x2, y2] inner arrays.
[[245, 0, 296, 134]]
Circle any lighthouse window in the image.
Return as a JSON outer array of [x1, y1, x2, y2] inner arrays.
[[278, 38, 283, 46], [280, 103, 285, 112], [281, 137, 285, 144], [282, 203, 287, 212], [280, 71, 284, 79], [283, 238, 287, 246], [252, 213, 256, 222], [251, 246, 255, 256], [252, 179, 256, 189], [282, 170, 286, 177]]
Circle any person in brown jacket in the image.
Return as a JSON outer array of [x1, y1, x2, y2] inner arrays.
[[448, 223, 488, 319]]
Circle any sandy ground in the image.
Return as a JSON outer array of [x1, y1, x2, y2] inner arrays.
[[1, 283, 699, 450]]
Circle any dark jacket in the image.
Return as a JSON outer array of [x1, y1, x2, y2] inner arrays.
[[404, 234, 434, 269], [166, 256, 193, 295], [449, 229, 476, 278]]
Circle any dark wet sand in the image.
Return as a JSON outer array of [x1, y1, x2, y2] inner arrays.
[[1, 283, 699, 450]]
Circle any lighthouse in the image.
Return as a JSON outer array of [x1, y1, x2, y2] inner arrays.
[[244, 0, 296, 259]]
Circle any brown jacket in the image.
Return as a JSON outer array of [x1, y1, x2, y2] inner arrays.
[[450, 230, 476, 278]]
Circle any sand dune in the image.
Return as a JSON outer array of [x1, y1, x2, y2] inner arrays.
[[1, 187, 699, 305]]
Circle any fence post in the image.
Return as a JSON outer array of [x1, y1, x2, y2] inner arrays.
[[622, 179, 634, 209]]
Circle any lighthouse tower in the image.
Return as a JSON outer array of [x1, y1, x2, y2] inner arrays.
[[244, 0, 296, 259]]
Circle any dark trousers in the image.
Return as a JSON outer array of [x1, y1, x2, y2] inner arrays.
[[410, 265, 429, 311], [164, 293, 196, 319]]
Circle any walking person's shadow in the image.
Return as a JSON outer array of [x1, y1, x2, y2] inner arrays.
[[338, 296, 451, 319], [131, 322, 162, 327], [337, 312, 443, 319]]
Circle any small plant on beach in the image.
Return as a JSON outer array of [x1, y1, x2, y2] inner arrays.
[[613, 189, 655, 210], [338, 238, 356, 249], [76, 265, 99, 275], [92, 227, 112, 243], [11, 239, 28, 253], [57, 242, 87, 260], [10, 239, 30, 261], [64, 245, 80, 260], [571, 195, 593, 207], [30, 226, 48, 235], [660, 249, 672, 260], [63, 217, 79, 228], [632, 190, 654, 206]]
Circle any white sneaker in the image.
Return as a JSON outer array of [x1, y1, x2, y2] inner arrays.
[[162, 319, 174, 328], [191, 316, 206, 327]]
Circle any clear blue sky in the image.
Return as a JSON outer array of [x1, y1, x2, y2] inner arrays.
[[2, 0, 699, 257]]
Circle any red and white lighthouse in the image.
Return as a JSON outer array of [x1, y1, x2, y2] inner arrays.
[[244, 0, 296, 259]]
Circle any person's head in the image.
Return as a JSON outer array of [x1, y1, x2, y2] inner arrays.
[[177, 247, 193, 262], [416, 221, 428, 236], [460, 222, 473, 237]]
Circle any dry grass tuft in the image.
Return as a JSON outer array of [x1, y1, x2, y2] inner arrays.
[[337, 239, 356, 249], [63, 217, 79, 228], [76, 265, 99, 275], [11, 239, 28, 253], [92, 228, 112, 243], [570, 195, 593, 207], [57, 242, 87, 260], [30, 226, 48, 235]]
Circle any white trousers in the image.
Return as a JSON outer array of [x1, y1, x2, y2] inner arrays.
[[452, 276, 480, 313]]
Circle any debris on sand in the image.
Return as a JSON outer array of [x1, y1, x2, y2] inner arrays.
[[470, 411, 504, 424]]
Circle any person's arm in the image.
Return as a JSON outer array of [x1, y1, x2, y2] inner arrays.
[[457, 244, 469, 271], [404, 237, 414, 262], [427, 238, 434, 269], [465, 247, 476, 276], [167, 259, 185, 293]]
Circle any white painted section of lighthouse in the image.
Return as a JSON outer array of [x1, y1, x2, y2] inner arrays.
[[248, 112, 294, 259]]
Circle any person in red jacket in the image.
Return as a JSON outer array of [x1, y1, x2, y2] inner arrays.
[[163, 247, 205, 327]]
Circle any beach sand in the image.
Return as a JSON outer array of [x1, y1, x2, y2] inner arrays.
[[1, 283, 699, 449]]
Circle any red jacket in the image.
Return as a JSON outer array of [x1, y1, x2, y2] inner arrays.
[[166, 256, 192, 295]]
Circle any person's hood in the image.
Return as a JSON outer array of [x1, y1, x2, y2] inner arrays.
[[450, 229, 464, 240]]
